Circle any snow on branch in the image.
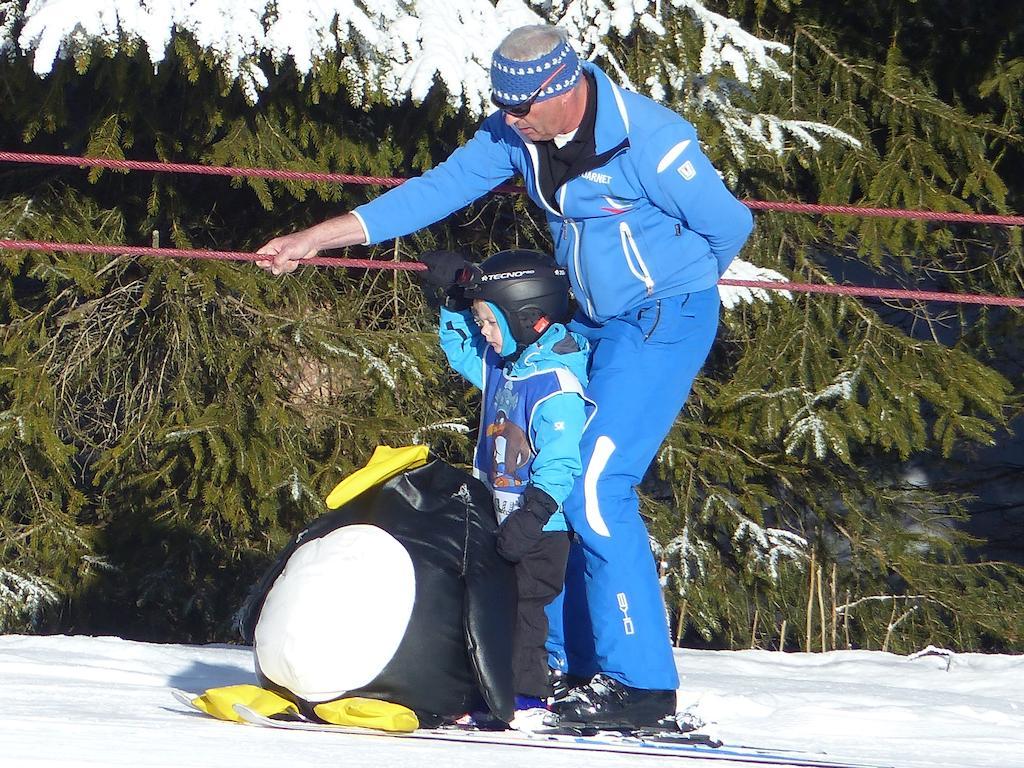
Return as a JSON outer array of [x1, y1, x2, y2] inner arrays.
[[412, 420, 471, 443], [8, 0, 857, 164], [16, 0, 386, 102], [379, 0, 543, 112], [719, 258, 792, 310], [777, 369, 860, 460], [663, 524, 712, 595], [386, 343, 424, 382], [834, 593, 929, 615], [0, 410, 28, 440], [691, 82, 860, 163], [11, 0, 541, 106], [270, 466, 316, 505], [646, 1, 860, 160], [732, 517, 808, 581], [358, 345, 397, 391], [670, 0, 789, 89], [0, 0, 20, 54], [811, 369, 859, 407], [0, 568, 59, 631]]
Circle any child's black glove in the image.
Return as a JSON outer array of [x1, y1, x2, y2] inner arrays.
[[416, 250, 474, 311], [496, 485, 559, 563]]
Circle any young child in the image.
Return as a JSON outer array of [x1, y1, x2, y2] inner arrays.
[[418, 248, 592, 723]]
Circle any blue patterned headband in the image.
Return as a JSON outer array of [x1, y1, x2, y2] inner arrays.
[[490, 39, 582, 106]]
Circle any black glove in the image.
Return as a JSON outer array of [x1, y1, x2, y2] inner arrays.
[[416, 250, 474, 311], [497, 485, 559, 563]]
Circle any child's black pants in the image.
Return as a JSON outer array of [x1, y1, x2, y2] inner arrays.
[[511, 529, 571, 699]]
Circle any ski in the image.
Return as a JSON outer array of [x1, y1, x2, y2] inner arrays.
[[171, 689, 204, 711], [215, 697, 891, 768]]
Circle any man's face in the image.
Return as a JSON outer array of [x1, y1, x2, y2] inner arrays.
[[503, 92, 571, 142]]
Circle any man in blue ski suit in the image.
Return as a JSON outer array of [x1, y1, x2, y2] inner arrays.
[[419, 249, 593, 718], [257, 24, 754, 727]]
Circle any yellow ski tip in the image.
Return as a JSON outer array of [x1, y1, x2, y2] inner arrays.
[[191, 684, 297, 723]]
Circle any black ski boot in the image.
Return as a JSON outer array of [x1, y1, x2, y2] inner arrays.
[[548, 667, 588, 702], [548, 673, 676, 729]]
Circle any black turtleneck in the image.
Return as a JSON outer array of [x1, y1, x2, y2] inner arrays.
[[534, 72, 629, 212], [536, 72, 598, 208]]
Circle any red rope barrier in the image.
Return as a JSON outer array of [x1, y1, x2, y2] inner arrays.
[[0, 150, 524, 194], [0, 150, 404, 187], [716, 279, 1023, 308], [742, 200, 1024, 227], [2, 150, 1022, 225], [3, 240, 1020, 307], [0, 239, 423, 270]]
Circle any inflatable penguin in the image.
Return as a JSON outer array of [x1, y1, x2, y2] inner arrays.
[[234, 445, 516, 727]]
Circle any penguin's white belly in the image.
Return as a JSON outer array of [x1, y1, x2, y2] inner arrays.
[[254, 524, 416, 702]]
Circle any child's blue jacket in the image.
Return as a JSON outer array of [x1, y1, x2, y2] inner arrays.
[[354, 63, 753, 323], [438, 307, 592, 529]]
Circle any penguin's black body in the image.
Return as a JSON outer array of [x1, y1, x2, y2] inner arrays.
[[237, 458, 516, 725]]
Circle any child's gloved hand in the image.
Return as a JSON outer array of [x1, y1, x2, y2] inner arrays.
[[419, 250, 472, 288], [496, 485, 558, 563], [416, 250, 474, 311]]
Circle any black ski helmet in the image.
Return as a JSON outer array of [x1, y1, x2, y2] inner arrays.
[[462, 250, 570, 346]]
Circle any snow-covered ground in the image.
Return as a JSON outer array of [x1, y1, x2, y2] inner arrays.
[[1, 634, 1021, 767]]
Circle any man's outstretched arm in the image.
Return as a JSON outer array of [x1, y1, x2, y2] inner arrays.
[[256, 114, 516, 276], [255, 212, 368, 275]]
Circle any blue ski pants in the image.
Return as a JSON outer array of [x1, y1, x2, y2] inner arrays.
[[546, 287, 720, 690]]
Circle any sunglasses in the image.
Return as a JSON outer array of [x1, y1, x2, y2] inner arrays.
[[491, 63, 567, 118], [490, 92, 537, 118]]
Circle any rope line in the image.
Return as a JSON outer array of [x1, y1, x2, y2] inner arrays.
[[0, 150, 523, 194], [0, 150, 403, 187], [0, 240, 422, 270], [3, 150, 1023, 225], [3, 240, 1020, 307], [716, 279, 1023, 307], [742, 200, 1024, 227]]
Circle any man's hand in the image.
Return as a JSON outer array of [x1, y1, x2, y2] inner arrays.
[[496, 486, 559, 563], [255, 213, 368, 276], [255, 231, 321, 275]]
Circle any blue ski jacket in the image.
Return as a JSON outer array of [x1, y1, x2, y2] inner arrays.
[[354, 63, 753, 323], [438, 307, 593, 529]]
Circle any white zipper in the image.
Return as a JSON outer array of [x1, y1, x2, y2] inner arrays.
[[618, 221, 655, 296], [566, 218, 594, 317], [523, 140, 561, 215], [523, 140, 599, 315], [559, 185, 595, 317]]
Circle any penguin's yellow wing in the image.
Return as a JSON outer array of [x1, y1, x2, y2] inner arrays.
[[313, 697, 419, 732], [325, 445, 430, 509]]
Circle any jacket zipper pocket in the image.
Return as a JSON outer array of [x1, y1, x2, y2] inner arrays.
[[619, 221, 655, 297], [642, 300, 662, 341]]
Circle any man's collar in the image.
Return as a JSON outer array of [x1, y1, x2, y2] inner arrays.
[[582, 63, 629, 154], [552, 129, 578, 149]]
